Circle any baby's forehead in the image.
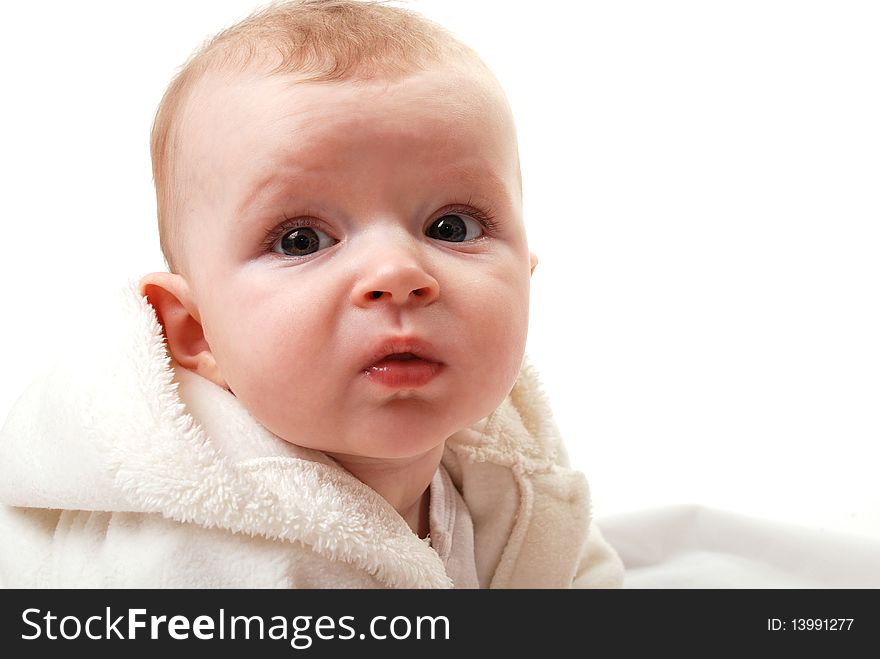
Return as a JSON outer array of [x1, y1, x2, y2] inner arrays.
[[184, 57, 505, 121], [178, 62, 517, 175]]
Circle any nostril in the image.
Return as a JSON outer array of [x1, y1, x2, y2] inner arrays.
[[363, 287, 435, 303]]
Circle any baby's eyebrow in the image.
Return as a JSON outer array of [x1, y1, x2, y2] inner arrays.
[[235, 163, 515, 219], [438, 165, 514, 202], [235, 168, 308, 217]]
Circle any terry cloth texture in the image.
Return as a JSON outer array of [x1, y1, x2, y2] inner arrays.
[[0, 284, 623, 588]]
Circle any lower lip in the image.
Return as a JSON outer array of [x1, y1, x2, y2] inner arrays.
[[365, 358, 443, 388]]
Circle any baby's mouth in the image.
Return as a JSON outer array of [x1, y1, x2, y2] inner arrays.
[[365, 353, 443, 388], [382, 353, 419, 361], [360, 336, 444, 373], [371, 353, 431, 369], [371, 352, 441, 369], [361, 337, 444, 388]]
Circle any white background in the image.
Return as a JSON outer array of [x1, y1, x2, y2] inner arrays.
[[1, 1, 878, 539]]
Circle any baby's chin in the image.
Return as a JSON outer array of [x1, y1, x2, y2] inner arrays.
[[275, 406, 477, 462]]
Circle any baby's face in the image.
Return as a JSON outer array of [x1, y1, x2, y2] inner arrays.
[[176, 65, 531, 461]]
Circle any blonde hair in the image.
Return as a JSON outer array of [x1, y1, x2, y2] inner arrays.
[[151, 0, 487, 273]]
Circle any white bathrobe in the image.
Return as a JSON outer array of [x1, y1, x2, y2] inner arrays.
[[0, 285, 623, 588]]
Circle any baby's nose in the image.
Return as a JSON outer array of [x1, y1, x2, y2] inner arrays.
[[351, 262, 439, 308]]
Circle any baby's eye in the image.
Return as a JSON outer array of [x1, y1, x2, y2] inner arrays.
[[273, 226, 337, 257], [426, 213, 483, 243]]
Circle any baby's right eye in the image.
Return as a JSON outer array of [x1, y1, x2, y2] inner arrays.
[[272, 226, 337, 257]]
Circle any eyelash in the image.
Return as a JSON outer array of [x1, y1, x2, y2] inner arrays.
[[260, 214, 327, 252], [445, 203, 502, 235], [260, 203, 501, 252]]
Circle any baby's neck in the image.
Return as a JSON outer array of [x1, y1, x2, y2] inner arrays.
[[330, 443, 444, 538]]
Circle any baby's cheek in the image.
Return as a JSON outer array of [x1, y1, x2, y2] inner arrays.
[[464, 281, 529, 402], [478, 270, 529, 337], [211, 312, 284, 389]]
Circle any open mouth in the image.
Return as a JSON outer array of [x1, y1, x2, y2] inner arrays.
[[361, 337, 444, 388], [381, 353, 419, 361]]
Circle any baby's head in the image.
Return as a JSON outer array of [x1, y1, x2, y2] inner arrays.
[[141, 0, 536, 466]]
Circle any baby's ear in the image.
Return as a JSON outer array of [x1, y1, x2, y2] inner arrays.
[[530, 252, 539, 276], [138, 273, 227, 389]]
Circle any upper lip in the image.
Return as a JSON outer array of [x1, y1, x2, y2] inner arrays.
[[362, 336, 443, 370]]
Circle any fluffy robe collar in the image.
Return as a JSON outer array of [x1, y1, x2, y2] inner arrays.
[[0, 284, 570, 588]]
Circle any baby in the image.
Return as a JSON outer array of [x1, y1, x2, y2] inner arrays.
[[0, 0, 622, 588]]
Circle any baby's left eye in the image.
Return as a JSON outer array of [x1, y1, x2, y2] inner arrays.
[[426, 214, 483, 243]]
